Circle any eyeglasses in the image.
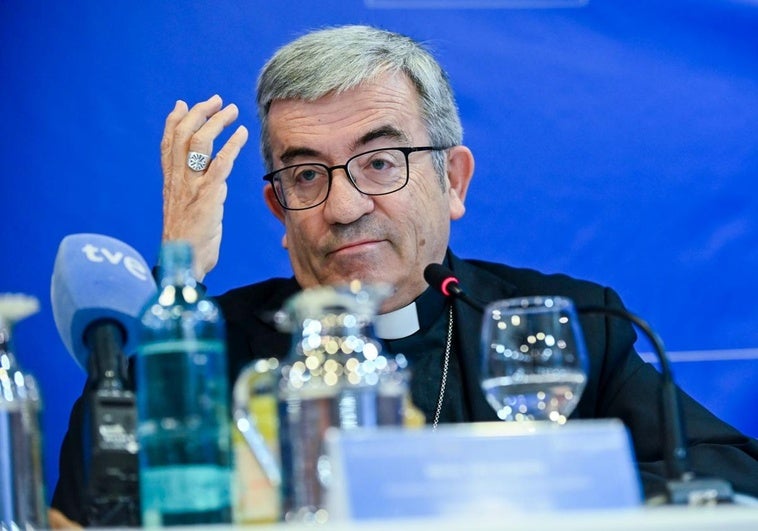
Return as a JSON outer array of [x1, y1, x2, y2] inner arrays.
[[263, 146, 450, 211]]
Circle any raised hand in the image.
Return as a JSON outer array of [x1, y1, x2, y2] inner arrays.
[[161, 95, 249, 281]]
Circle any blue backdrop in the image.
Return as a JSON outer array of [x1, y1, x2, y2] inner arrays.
[[2, 0, 757, 502]]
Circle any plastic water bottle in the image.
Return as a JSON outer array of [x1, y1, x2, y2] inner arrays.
[[136, 241, 232, 526]]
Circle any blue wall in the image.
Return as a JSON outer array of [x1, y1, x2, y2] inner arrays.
[[2, 0, 756, 501]]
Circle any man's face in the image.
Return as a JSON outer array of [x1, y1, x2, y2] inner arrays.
[[264, 72, 472, 312]]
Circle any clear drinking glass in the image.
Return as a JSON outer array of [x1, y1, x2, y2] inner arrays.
[[480, 296, 589, 424]]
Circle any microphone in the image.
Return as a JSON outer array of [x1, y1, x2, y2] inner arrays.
[[423, 264, 485, 312], [424, 262, 733, 506], [51, 233, 156, 526], [51, 233, 155, 371]]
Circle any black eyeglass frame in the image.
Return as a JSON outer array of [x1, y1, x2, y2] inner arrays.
[[262, 145, 451, 211]]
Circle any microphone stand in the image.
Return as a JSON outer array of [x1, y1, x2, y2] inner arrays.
[[577, 305, 734, 506], [84, 321, 141, 526], [425, 262, 735, 505]]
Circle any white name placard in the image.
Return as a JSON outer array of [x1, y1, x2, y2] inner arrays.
[[324, 419, 641, 520]]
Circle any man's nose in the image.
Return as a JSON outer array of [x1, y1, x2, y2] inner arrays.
[[322, 168, 374, 224]]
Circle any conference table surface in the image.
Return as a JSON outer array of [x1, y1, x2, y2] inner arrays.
[[83, 505, 758, 530]]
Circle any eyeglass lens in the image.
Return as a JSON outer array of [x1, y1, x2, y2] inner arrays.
[[272, 148, 410, 209]]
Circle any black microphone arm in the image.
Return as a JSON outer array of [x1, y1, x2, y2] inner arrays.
[[577, 305, 734, 506], [424, 263, 734, 506], [577, 306, 687, 480]]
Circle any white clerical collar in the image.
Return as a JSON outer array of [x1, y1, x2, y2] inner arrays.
[[374, 301, 420, 340]]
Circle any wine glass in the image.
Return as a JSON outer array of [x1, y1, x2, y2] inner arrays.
[[480, 296, 589, 424]]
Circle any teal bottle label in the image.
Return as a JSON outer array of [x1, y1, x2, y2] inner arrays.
[[138, 339, 224, 356], [141, 464, 231, 526]]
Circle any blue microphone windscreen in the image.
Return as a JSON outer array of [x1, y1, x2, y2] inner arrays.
[[50, 233, 157, 370]]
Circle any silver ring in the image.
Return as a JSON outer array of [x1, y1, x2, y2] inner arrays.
[[187, 151, 211, 172]]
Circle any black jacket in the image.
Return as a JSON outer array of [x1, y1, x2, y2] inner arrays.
[[52, 252, 758, 522]]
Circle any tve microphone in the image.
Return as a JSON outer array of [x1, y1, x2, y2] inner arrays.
[[423, 263, 485, 312], [51, 233, 156, 526], [51, 233, 155, 370]]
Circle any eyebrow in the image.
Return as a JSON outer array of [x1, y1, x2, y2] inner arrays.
[[352, 126, 410, 151], [279, 146, 322, 166], [278, 125, 411, 166]]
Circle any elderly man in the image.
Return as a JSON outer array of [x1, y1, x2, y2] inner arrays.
[[53, 25, 758, 525]]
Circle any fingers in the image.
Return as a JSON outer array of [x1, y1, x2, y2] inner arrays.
[[170, 94, 224, 175], [187, 102, 241, 160], [208, 124, 249, 182], [161, 95, 243, 179], [160, 99, 188, 180]]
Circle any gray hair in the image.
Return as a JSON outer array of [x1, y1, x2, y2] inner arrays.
[[256, 25, 463, 182]]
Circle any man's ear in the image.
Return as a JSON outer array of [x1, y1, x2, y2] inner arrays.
[[446, 145, 475, 220], [264, 185, 289, 249], [264, 184, 286, 223]]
